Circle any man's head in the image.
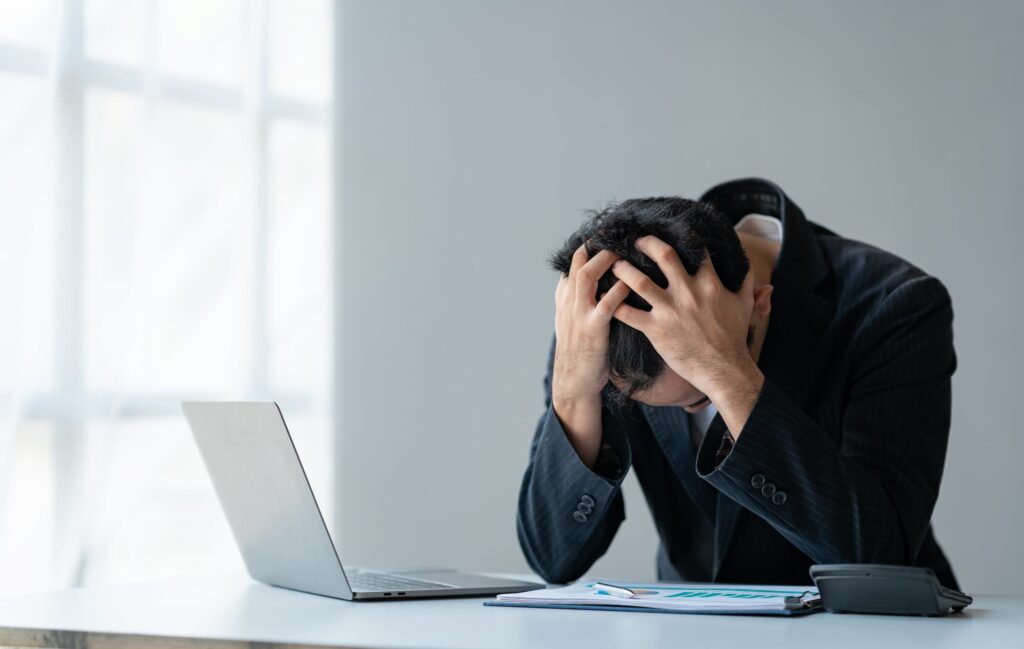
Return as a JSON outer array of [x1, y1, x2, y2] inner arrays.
[[550, 197, 754, 408]]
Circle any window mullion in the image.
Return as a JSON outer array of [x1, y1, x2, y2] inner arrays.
[[0, 42, 49, 75], [51, 0, 88, 589], [248, 0, 270, 399]]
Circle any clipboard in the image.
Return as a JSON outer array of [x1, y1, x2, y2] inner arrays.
[[485, 581, 824, 616]]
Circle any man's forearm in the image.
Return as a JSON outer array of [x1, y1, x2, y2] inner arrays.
[[551, 394, 603, 469]]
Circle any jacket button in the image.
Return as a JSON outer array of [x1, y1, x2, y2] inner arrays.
[[751, 474, 766, 489], [572, 510, 588, 523], [581, 494, 595, 507], [761, 483, 776, 498], [577, 502, 593, 516], [772, 491, 787, 505]]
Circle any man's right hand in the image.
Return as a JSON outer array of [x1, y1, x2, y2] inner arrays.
[[551, 244, 631, 468]]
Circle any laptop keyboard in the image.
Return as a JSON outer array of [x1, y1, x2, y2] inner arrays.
[[348, 570, 455, 592]]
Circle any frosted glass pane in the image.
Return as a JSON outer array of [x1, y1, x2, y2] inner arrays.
[[156, 0, 243, 85], [84, 89, 252, 392], [0, 72, 54, 391], [0, 422, 55, 594], [268, 0, 331, 103], [267, 119, 330, 396], [84, 0, 146, 66], [0, 0, 58, 50], [79, 417, 243, 585]]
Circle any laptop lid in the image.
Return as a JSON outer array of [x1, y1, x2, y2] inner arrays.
[[181, 401, 354, 600]]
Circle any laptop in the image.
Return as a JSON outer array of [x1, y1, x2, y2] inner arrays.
[[181, 401, 541, 600]]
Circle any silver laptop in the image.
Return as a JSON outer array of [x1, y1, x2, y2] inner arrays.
[[181, 401, 540, 600]]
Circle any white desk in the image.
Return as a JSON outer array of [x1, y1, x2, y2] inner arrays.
[[0, 575, 1020, 649]]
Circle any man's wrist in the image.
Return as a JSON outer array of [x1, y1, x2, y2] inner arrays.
[[705, 359, 764, 440], [552, 391, 603, 417], [551, 392, 604, 469]]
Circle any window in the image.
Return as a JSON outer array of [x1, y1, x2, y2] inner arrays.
[[0, 0, 333, 592]]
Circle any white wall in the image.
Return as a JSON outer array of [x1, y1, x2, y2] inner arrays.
[[334, 0, 1024, 594]]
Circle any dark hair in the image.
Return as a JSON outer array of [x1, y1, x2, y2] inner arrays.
[[549, 197, 750, 402]]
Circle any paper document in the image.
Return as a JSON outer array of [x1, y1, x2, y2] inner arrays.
[[487, 581, 821, 615]]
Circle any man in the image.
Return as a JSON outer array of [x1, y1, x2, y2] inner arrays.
[[517, 177, 959, 589]]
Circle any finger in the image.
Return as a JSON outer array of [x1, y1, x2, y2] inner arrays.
[[612, 302, 652, 331], [555, 273, 568, 300], [694, 246, 722, 283], [635, 236, 688, 286], [696, 248, 751, 306], [575, 249, 620, 305], [593, 279, 631, 319], [566, 243, 589, 280], [611, 259, 667, 307]]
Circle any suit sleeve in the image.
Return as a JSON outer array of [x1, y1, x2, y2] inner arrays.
[[696, 276, 956, 566], [516, 336, 633, 583]]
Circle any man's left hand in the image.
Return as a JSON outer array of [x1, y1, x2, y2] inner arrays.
[[610, 235, 765, 436]]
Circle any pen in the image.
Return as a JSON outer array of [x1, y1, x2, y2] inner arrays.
[[593, 582, 637, 599]]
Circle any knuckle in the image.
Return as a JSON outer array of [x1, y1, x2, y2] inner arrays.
[[656, 248, 676, 266]]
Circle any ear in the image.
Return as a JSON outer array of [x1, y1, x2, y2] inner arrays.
[[752, 284, 774, 318]]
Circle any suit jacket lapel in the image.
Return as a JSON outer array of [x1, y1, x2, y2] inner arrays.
[[712, 484, 742, 581], [641, 404, 718, 524]]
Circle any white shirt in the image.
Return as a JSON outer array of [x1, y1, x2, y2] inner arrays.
[[690, 213, 782, 441]]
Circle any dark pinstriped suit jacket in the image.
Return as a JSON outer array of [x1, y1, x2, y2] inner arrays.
[[517, 178, 960, 589]]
